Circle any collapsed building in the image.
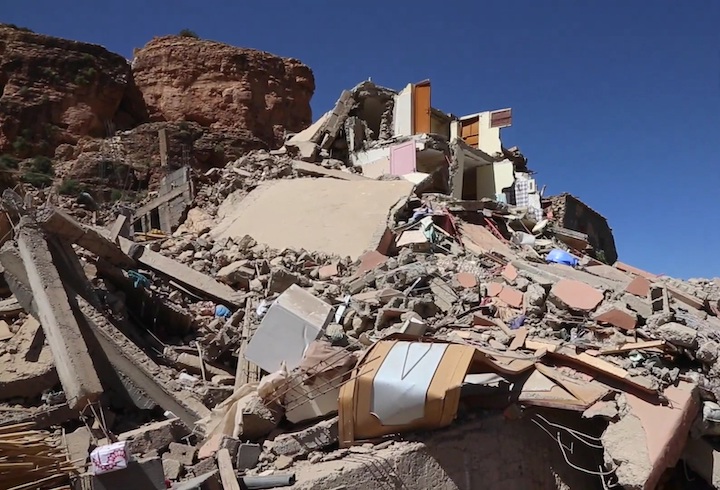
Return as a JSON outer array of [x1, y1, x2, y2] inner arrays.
[[0, 79, 719, 490]]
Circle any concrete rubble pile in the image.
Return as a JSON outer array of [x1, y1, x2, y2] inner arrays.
[[0, 81, 719, 490]]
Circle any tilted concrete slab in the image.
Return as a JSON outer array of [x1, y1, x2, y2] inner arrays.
[[211, 178, 414, 260], [12, 220, 103, 410], [602, 382, 698, 490]]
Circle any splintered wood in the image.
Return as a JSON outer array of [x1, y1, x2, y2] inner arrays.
[[0, 422, 77, 490]]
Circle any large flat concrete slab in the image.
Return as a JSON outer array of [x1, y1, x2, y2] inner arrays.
[[212, 178, 414, 260]]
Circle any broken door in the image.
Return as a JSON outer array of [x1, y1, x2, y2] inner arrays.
[[412, 80, 431, 134], [389, 141, 417, 176]]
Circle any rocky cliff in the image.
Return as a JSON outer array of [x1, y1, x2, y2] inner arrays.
[[0, 24, 147, 157], [132, 36, 314, 148]]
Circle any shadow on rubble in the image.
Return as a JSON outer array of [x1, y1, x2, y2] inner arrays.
[[419, 410, 607, 490]]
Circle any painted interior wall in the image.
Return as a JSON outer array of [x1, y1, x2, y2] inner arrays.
[[393, 84, 413, 137], [476, 111, 503, 155], [476, 160, 515, 199]]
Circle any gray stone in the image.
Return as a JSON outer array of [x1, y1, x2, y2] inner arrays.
[[274, 454, 294, 470], [236, 443, 262, 471], [657, 322, 698, 348], [524, 283, 547, 317], [267, 267, 299, 294], [162, 458, 183, 480], [166, 442, 196, 466], [216, 261, 254, 287], [514, 276, 530, 292], [271, 416, 338, 457], [118, 419, 190, 455], [186, 457, 217, 478], [623, 293, 653, 319], [698, 341, 719, 364]]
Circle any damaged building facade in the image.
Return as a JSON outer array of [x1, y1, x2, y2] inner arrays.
[[1, 77, 720, 490], [286, 80, 543, 221]]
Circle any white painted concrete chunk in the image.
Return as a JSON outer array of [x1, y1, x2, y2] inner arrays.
[[245, 285, 333, 373]]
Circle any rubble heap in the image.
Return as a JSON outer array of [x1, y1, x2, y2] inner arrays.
[[0, 79, 718, 490]]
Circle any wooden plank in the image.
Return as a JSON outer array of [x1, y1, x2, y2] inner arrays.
[[109, 214, 128, 242], [599, 340, 666, 355], [131, 185, 189, 221], [551, 347, 657, 393], [535, 363, 609, 406], [217, 448, 241, 490], [508, 327, 527, 351], [118, 237, 245, 307], [292, 160, 370, 182], [525, 339, 560, 353]]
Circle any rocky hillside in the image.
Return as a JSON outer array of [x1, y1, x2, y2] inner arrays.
[[132, 36, 315, 148], [0, 24, 146, 157], [0, 26, 315, 196]]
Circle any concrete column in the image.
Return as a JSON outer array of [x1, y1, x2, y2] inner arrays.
[[15, 220, 103, 410]]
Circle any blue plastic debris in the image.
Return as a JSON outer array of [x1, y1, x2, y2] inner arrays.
[[215, 304, 232, 318], [546, 249, 579, 267], [128, 270, 150, 288], [509, 315, 527, 330]]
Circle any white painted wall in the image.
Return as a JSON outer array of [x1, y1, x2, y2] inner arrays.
[[350, 146, 391, 167], [476, 111, 502, 156], [393, 84, 413, 137]]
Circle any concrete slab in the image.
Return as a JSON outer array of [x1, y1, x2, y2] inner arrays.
[[603, 382, 698, 490], [626, 276, 651, 298], [498, 286, 523, 309], [13, 222, 103, 410], [614, 261, 657, 280], [212, 179, 413, 260], [550, 279, 604, 312], [592, 305, 638, 331]]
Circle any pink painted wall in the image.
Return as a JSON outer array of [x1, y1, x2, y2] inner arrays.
[[390, 141, 416, 175]]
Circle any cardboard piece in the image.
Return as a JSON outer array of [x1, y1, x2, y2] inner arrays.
[[90, 441, 130, 475], [339, 340, 476, 446], [245, 285, 332, 373], [285, 341, 356, 424]]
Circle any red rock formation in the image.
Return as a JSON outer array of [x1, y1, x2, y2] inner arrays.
[[0, 24, 147, 157], [132, 36, 314, 148]]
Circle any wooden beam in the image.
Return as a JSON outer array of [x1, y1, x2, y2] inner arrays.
[[292, 160, 371, 181], [217, 448, 241, 490], [131, 185, 190, 222], [36, 207, 135, 268], [118, 237, 245, 307]]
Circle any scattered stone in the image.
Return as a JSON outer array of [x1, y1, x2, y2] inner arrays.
[[502, 263, 518, 283], [271, 417, 338, 457], [698, 341, 719, 364], [268, 267, 299, 293], [593, 304, 638, 331], [118, 419, 190, 456], [657, 322, 698, 348], [166, 442, 197, 466], [626, 276, 651, 298], [162, 458, 183, 480], [274, 454, 294, 470]]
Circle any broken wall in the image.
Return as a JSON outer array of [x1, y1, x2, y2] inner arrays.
[[290, 414, 603, 490], [211, 178, 414, 260], [548, 194, 618, 264]]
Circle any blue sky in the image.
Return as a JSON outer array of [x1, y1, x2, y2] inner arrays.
[[3, 1, 719, 279]]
